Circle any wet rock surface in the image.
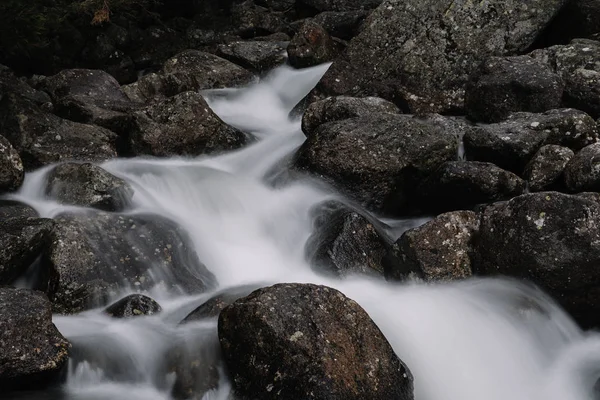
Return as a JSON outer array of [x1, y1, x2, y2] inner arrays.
[[219, 283, 414, 400], [0, 287, 70, 391], [524, 145, 574, 192], [564, 143, 600, 192], [181, 285, 259, 323], [104, 294, 162, 318], [216, 41, 287, 73], [0, 135, 24, 193], [287, 21, 339, 68]]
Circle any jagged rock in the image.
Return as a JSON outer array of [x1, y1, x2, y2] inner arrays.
[[464, 109, 598, 173], [465, 56, 564, 123], [42, 211, 217, 314], [219, 283, 414, 400], [384, 211, 478, 282], [181, 285, 259, 323], [232, 1, 288, 38], [472, 192, 600, 327], [104, 294, 162, 318], [524, 145, 574, 191], [0, 287, 70, 391], [312, 0, 567, 114], [287, 21, 339, 68], [415, 161, 526, 213], [216, 41, 287, 73], [0, 66, 51, 107], [312, 11, 369, 40], [45, 163, 133, 211], [0, 135, 24, 193], [298, 0, 383, 11], [564, 143, 600, 192]]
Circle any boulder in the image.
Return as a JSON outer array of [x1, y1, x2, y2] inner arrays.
[[524, 145, 574, 191], [231, 1, 288, 38], [0, 135, 24, 193], [465, 56, 564, 123], [256, 0, 296, 11], [219, 283, 413, 400], [0, 287, 70, 391], [298, 0, 383, 12], [302, 95, 400, 136], [472, 192, 600, 327], [538, 0, 600, 44], [45, 162, 133, 211], [287, 21, 339, 68], [564, 143, 600, 192], [312, 0, 567, 114], [216, 41, 287, 73], [464, 109, 598, 173], [305, 200, 391, 278], [415, 161, 526, 213], [383, 211, 478, 282], [294, 113, 459, 215], [181, 285, 259, 323], [104, 294, 162, 318], [0, 66, 51, 107], [42, 211, 217, 314], [312, 11, 369, 40]]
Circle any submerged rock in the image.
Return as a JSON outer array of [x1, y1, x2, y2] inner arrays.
[[524, 145, 574, 192], [287, 21, 339, 68], [0, 135, 24, 193], [104, 294, 162, 318], [564, 143, 600, 192], [219, 283, 414, 400]]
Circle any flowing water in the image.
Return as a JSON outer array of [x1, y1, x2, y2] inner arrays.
[[4, 63, 600, 400]]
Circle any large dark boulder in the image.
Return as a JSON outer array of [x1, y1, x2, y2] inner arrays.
[[472, 192, 600, 327], [384, 211, 478, 282], [294, 113, 459, 215], [45, 162, 133, 211], [524, 145, 574, 192], [231, 1, 288, 38], [181, 285, 259, 323], [104, 294, 162, 318], [538, 0, 600, 44], [564, 143, 600, 192], [312, 11, 369, 40], [219, 283, 413, 400], [216, 41, 287, 74], [312, 0, 567, 114], [42, 211, 217, 314], [465, 56, 564, 123], [464, 109, 598, 173], [0, 287, 70, 391], [287, 20, 339, 68], [0, 135, 24, 193]]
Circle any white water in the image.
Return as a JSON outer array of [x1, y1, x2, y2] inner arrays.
[[5, 63, 600, 400]]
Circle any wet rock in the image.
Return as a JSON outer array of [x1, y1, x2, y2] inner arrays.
[[312, 10, 369, 40], [0, 287, 70, 391], [299, 0, 383, 11], [127, 91, 248, 157], [294, 113, 459, 215], [45, 163, 133, 211], [384, 211, 478, 282], [416, 161, 526, 213], [472, 191, 600, 327], [0, 135, 24, 193], [302, 95, 400, 136], [465, 56, 564, 123], [287, 21, 338, 68], [312, 0, 567, 114], [104, 294, 162, 318], [232, 1, 288, 38], [564, 143, 600, 192], [216, 41, 287, 73], [181, 285, 260, 323], [42, 211, 217, 314], [219, 283, 413, 400], [464, 109, 598, 173], [524, 145, 574, 192], [305, 200, 391, 278]]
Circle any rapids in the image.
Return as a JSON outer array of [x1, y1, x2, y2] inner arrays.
[[4, 63, 599, 400]]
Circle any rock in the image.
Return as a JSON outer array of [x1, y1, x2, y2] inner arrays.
[[181, 285, 260, 323], [121, 73, 166, 103], [0, 287, 70, 391], [464, 109, 598, 173], [42, 211, 217, 314], [524, 145, 574, 191], [256, 0, 296, 11], [216, 41, 287, 73], [127, 91, 248, 157], [312, 0, 567, 114], [465, 56, 564, 123], [219, 283, 413, 400], [538, 0, 600, 44], [383, 211, 478, 282], [231, 1, 288, 38], [0, 201, 54, 285], [0, 66, 51, 107], [305, 200, 391, 278], [415, 161, 526, 213], [0, 135, 24, 193], [294, 113, 459, 215], [104, 294, 162, 318], [472, 191, 600, 327], [564, 143, 600, 192], [312, 11, 369, 40], [287, 20, 339, 68], [45, 163, 133, 211], [299, 0, 383, 12], [302, 96, 400, 136]]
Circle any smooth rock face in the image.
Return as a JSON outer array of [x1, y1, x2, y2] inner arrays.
[[0, 135, 24, 193], [0, 287, 70, 390], [181, 285, 259, 323], [313, 0, 567, 114], [465, 56, 564, 123], [216, 41, 287, 73], [472, 192, 600, 327], [464, 109, 598, 173], [384, 211, 478, 282], [45, 163, 133, 211], [305, 200, 391, 278], [524, 145, 574, 191], [564, 143, 600, 192], [287, 21, 339, 68], [294, 113, 458, 214], [416, 161, 526, 213], [42, 212, 217, 314], [104, 294, 162, 318], [219, 283, 414, 400]]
